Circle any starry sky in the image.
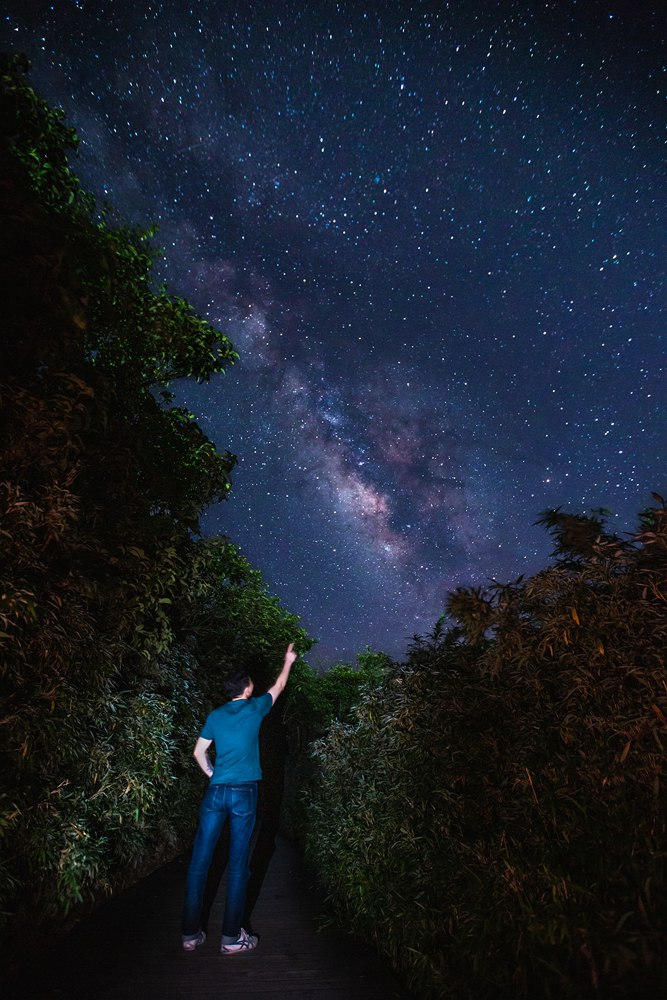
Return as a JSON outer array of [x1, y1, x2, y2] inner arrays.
[[3, 1, 665, 664]]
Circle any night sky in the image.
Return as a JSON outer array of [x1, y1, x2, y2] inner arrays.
[[3, 1, 665, 664]]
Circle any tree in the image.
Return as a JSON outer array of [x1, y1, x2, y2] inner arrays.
[[0, 55, 313, 967], [301, 503, 667, 998]]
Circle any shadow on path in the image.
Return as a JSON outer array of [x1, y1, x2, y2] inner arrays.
[[5, 833, 411, 1000], [199, 766, 285, 938]]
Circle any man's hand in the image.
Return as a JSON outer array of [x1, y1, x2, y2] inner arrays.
[[284, 642, 297, 668], [267, 642, 298, 704]]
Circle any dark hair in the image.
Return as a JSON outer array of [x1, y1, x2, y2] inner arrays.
[[223, 671, 252, 700]]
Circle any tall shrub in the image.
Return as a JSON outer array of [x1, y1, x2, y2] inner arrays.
[[281, 649, 396, 841], [304, 503, 667, 998], [0, 54, 239, 965]]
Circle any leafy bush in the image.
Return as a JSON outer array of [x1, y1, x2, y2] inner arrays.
[[0, 55, 312, 971], [303, 503, 667, 998], [281, 648, 396, 842]]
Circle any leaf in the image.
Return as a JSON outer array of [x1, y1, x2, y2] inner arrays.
[[651, 704, 667, 727]]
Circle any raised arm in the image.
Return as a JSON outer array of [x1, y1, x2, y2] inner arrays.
[[267, 642, 298, 704], [193, 736, 214, 778]]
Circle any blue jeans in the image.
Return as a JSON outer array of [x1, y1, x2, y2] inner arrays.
[[182, 781, 258, 941]]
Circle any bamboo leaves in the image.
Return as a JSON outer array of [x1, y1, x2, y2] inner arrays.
[[295, 499, 667, 998], [0, 56, 315, 972]]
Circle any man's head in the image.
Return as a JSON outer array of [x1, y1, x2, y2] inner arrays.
[[223, 671, 254, 701]]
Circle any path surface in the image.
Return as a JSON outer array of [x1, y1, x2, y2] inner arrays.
[[7, 834, 411, 1000]]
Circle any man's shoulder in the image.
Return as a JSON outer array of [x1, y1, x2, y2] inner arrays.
[[209, 702, 232, 716], [251, 692, 273, 714], [203, 704, 228, 726], [208, 692, 271, 718]]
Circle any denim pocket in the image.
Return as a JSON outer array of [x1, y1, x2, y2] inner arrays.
[[201, 783, 226, 814], [229, 783, 257, 818]]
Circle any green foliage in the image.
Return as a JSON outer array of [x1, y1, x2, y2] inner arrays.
[[292, 650, 393, 729], [0, 53, 84, 216], [6, 655, 205, 917], [179, 539, 314, 702], [281, 648, 396, 842], [0, 55, 313, 971], [286, 647, 395, 731], [302, 504, 667, 998]]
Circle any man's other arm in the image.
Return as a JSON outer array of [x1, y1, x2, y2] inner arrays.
[[193, 737, 214, 778], [267, 642, 298, 704]]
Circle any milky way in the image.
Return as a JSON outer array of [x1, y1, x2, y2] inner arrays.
[[3, 1, 664, 663]]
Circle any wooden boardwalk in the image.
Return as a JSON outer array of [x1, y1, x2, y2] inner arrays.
[[6, 833, 412, 1000]]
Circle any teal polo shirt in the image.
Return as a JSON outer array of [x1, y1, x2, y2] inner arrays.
[[200, 692, 273, 784]]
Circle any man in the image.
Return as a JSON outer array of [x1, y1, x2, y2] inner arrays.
[[181, 642, 297, 954]]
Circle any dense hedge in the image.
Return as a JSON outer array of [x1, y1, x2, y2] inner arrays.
[[280, 649, 395, 839], [0, 55, 311, 972], [299, 505, 667, 998]]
